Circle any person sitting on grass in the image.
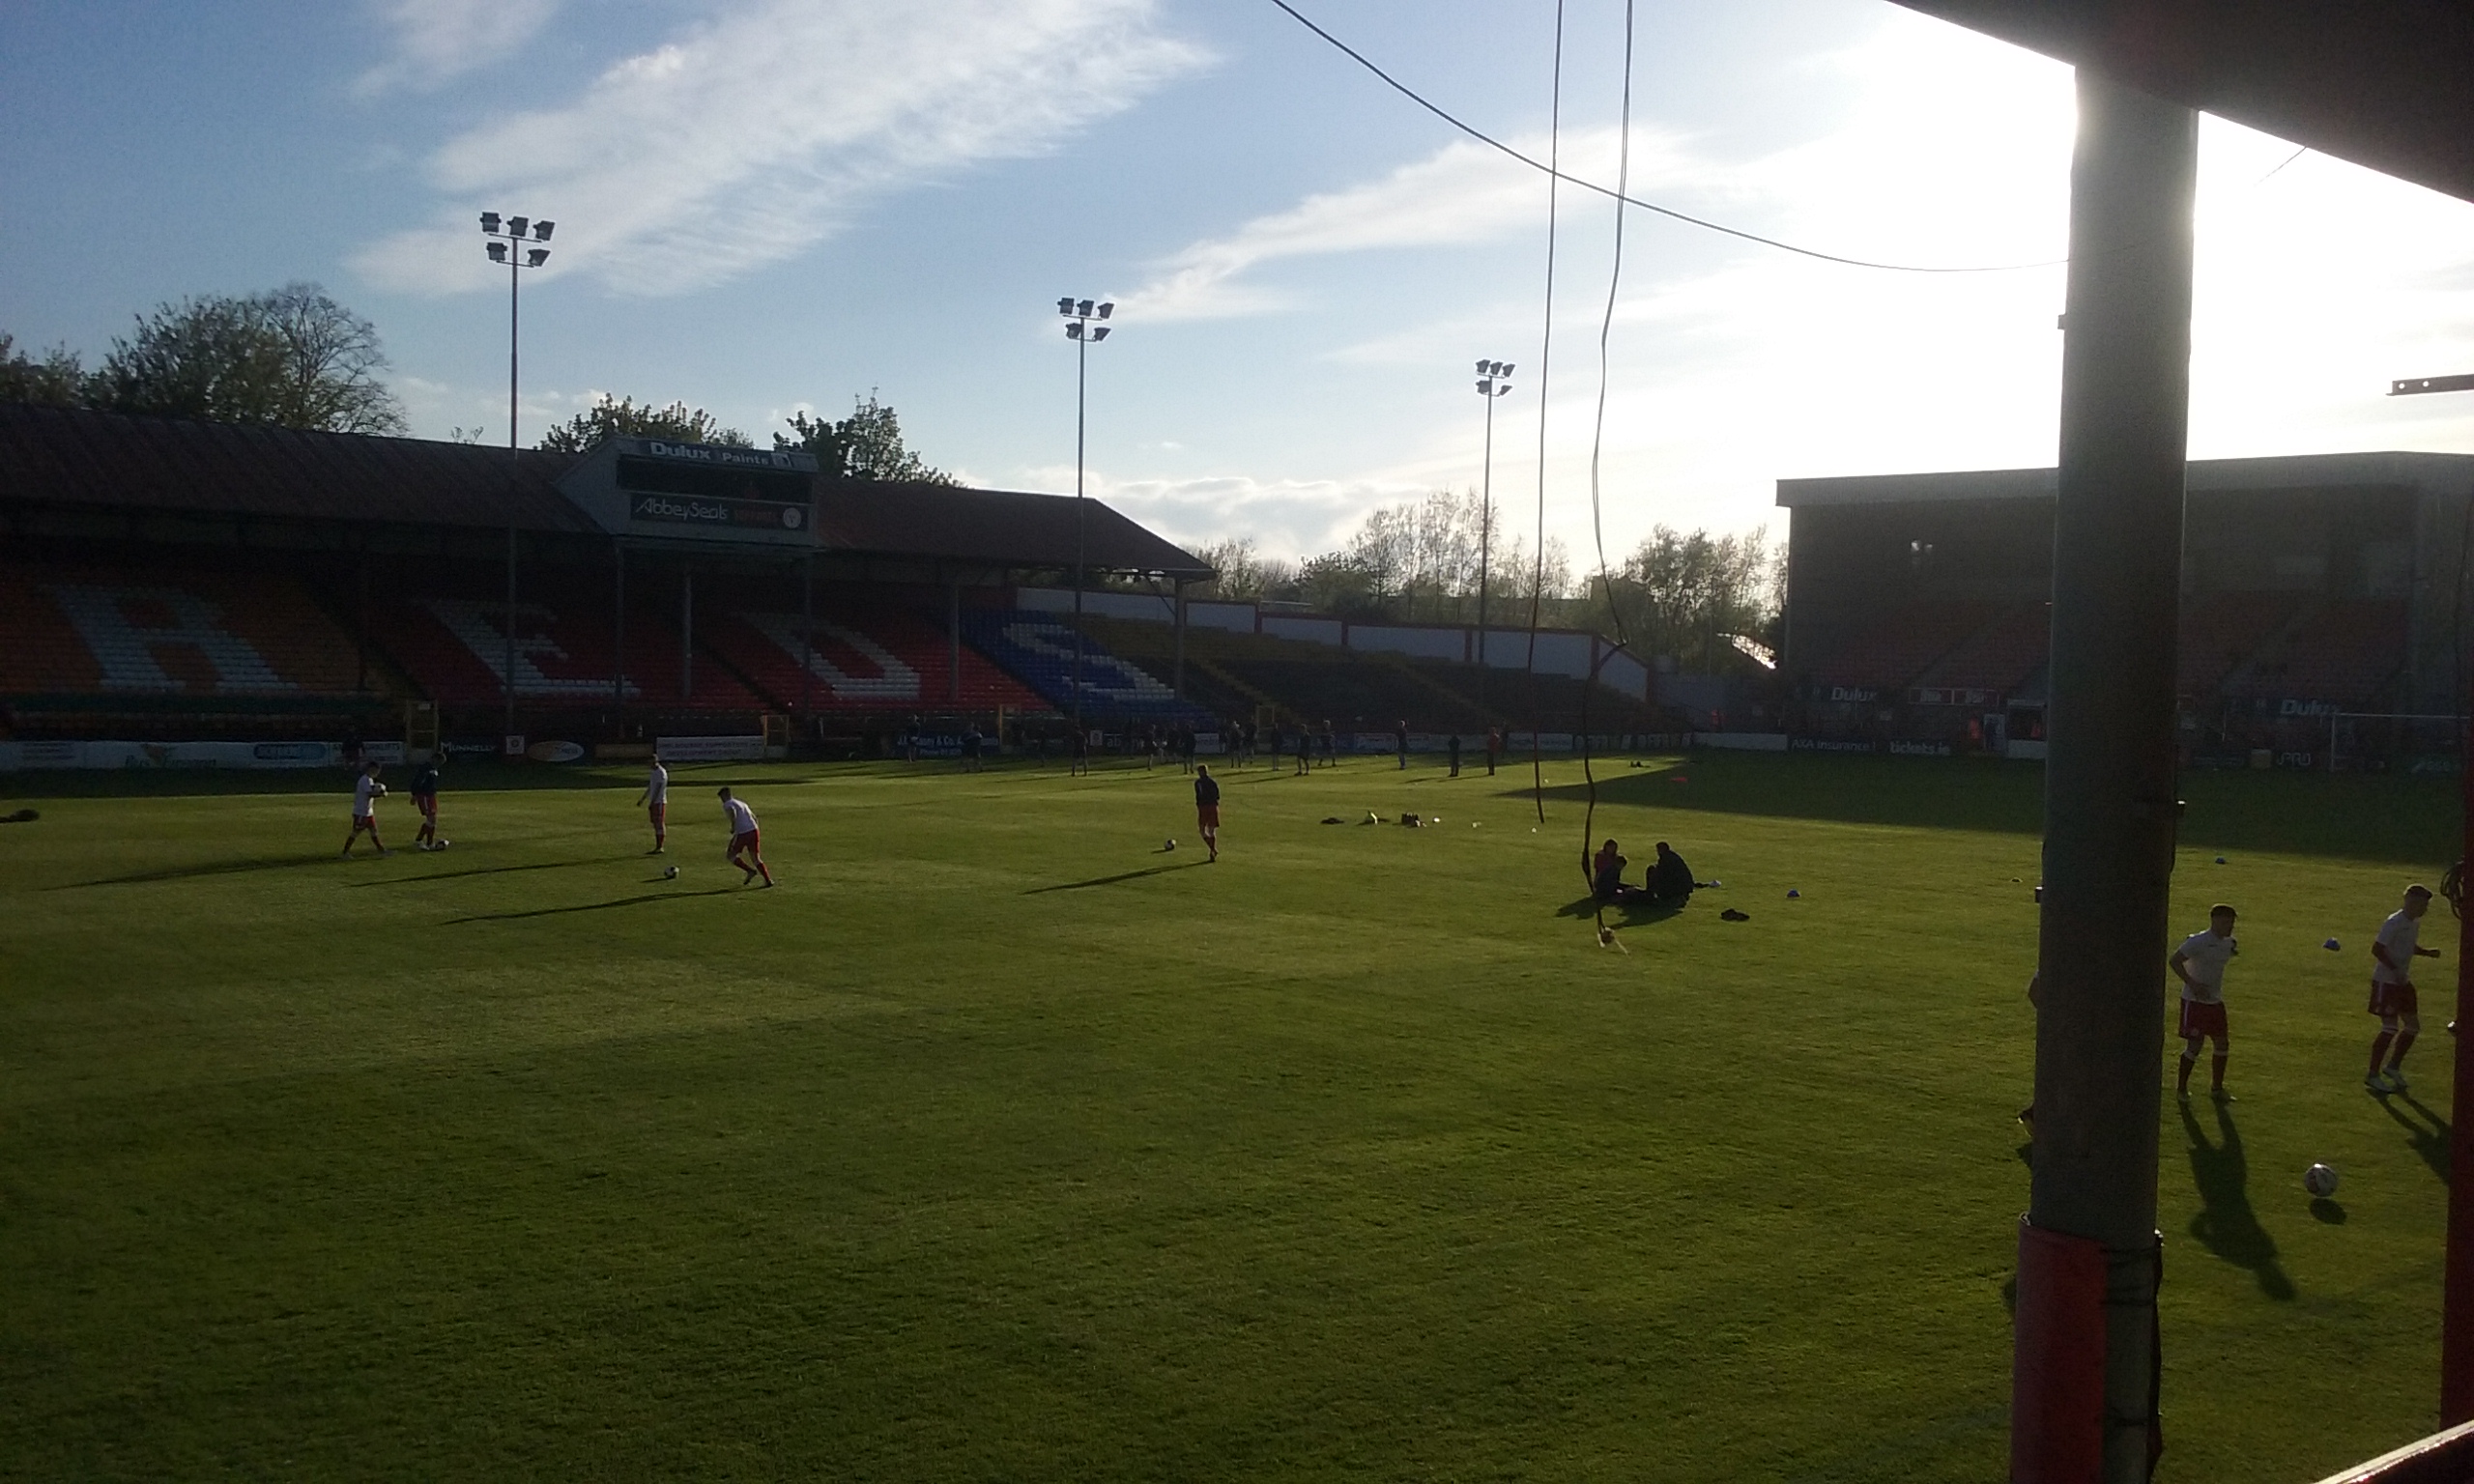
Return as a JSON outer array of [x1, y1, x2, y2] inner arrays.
[[1649, 842, 1698, 906], [1592, 840, 1644, 903]]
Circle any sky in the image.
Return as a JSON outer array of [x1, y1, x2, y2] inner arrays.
[[6, 0, 2474, 567]]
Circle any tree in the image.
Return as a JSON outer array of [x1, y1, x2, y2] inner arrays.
[[537, 394, 750, 454], [0, 334, 88, 408], [775, 392, 953, 484], [1592, 525, 1782, 672], [91, 283, 407, 434]]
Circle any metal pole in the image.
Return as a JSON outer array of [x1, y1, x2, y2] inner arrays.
[[680, 566, 694, 701], [949, 576, 962, 704], [1073, 328, 1087, 739], [2451, 696, 2474, 1423], [613, 540, 625, 715], [800, 551, 814, 724], [504, 249, 520, 751], [2014, 71, 2196, 1484], [1173, 579, 1187, 700], [1479, 386, 1496, 686]]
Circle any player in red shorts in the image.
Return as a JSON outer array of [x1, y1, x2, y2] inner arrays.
[[2367, 884, 2441, 1093], [719, 785, 773, 887], [1194, 763, 1221, 862], [409, 753, 446, 850], [2170, 904, 2238, 1102], [341, 759, 391, 858]]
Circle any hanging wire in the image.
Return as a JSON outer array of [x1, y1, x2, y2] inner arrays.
[[1266, 0, 2068, 275], [1579, 0, 1639, 925], [1523, 0, 1567, 829]]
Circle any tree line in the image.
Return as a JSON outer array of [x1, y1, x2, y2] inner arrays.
[[1, 286, 948, 478], [1186, 492, 1782, 675]]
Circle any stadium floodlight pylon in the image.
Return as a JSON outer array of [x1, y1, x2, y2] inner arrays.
[[1058, 295, 1114, 741], [479, 211, 557, 753], [2387, 369, 2474, 1426], [1473, 359, 1514, 688]]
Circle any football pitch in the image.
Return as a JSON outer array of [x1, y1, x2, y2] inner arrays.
[[0, 751, 2460, 1480]]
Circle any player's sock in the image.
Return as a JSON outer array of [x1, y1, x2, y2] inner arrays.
[[2390, 1032, 2417, 1071], [758, 863, 773, 885], [2210, 1053, 2229, 1091], [2369, 1031, 2396, 1078], [2175, 1052, 2195, 1095]]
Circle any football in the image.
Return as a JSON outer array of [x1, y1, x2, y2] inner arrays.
[[2305, 1162, 2339, 1198], [1165, 839, 1176, 850], [664, 866, 680, 880]]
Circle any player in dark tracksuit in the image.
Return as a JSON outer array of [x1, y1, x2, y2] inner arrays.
[[1194, 765, 1222, 862]]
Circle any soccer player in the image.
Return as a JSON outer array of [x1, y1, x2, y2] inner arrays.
[[341, 760, 390, 858], [2170, 904, 2239, 1102], [1448, 733, 1462, 778], [1395, 719, 1409, 770], [636, 754, 669, 854], [2367, 884, 2441, 1092], [718, 785, 774, 887], [1294, 724, 1309, 777], [1194, 763, 1222, 863], [410, 751, 446, 851]]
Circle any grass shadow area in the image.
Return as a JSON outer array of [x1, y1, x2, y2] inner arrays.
[[2178, 1099, 2295, 1300], [50, 852, 345, 890], [1525, 752, 2458, 865], [1024, 862, 1211, 894], [446, 887, 738, 924]]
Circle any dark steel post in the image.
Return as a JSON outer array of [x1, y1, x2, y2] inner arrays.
[[504, 250, 520, 751], [613, 541, 625, 715], [680, 566, 694, 701], [2017, 71, 2196, 1484], [2449, 703, 2474, 1422], [800, 551, 815, 724], [1073, 328, 1087, 739], [1172, 580, 1187, 700]]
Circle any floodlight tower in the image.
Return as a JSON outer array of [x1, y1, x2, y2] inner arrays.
[[1058, 296, 1112, 740], [1473, 358, 1515, 655], [480, 211, 555, 751]]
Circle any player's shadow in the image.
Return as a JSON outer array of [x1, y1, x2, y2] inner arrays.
[[446, 887, 735, 924], [2379, 1092, 2452, 1185], [1024, 862, 1209, 894], [1554, 895, 1684, 928], [2179, 1099, 2295, 1300], [51, 853, 339, 889], [348, 856, 636, 888]]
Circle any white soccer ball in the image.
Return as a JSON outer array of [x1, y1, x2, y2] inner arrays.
[[664, 865, 680, 880], [1165, 839, 1176, 850], [2304, 1162, 2339, 1198]]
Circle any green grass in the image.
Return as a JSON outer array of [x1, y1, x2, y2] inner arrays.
[[0, 750, 2459, 1480]]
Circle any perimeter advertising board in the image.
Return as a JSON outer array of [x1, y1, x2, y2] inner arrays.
[[557, 436, 820, 547]]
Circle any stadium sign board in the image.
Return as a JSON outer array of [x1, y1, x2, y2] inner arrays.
[[557, 436, 820, 548]]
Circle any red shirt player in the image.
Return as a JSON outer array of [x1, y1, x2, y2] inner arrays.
[[2367, 884, 2441, 1093], [719, 786, 773, 887], [2170, 905, 2238, 1102], [341, 761, 390, 858]]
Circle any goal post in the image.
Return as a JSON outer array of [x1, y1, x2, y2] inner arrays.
[[2325, 712, 2462, 774]]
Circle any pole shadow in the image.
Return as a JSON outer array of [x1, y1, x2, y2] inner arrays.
[[2179, 1099, 2295, 1299], [1554, 895, 1683, 928], [446, 887, 737, 924], [347, 856, 635, 888], [2379, 1092, 2452, 1185], [1024, 862, 1210, 895], [50, 852, 341, 890]]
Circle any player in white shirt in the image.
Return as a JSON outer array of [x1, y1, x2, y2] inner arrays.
[[718, 785, 774, 887], [2169, 904, 2239, 1102], [341, 760, 391, 858], [635, 756, 669, 854], [2366, 884, 2441, 1093]]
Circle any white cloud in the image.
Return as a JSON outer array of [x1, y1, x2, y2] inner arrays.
[[1118, 127, 1709, 323], [354, 0, 1206, 297], [1021, 464, 1424, 558], [355, 0, 564, 98]]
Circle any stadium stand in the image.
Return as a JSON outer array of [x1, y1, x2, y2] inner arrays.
[[369, 569, 762, 714], [2232, 598, 2409, 705], [1915, 601, 2049, 692], [962, 610, 1211, 724], [2176, 591, 2302, 697], [700, 592, 1043, 715], [1813, 599, 2002, 691]]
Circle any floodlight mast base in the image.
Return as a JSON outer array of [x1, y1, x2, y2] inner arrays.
[[2014, 71, 2195, 1484], [2449, 654, 2474, 1423]]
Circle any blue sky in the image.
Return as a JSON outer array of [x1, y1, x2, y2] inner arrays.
[[6, 0, 2474, 564]]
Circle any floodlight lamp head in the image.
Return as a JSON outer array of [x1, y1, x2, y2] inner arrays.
[[532, 220, 555, 242], [1058, 297, 1076, 316], [1066, 322, 1083, 339], [507, 215, 530, 237], [479, 212, 503, 234], [1077, 299, 1094, 317], [1476, 358, 1489, 373], [527, 247, 550, 267], [1501, 362, 1514, 377], [486, 242, 509, 263], [1095, 302, 1112, 320], [1090, 326, 1109, 341]]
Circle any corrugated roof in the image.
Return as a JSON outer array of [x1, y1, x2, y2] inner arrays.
[[0, 402, 1214, 575], [0, 401, 594, 532], [813, 479, 1210, 577]]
